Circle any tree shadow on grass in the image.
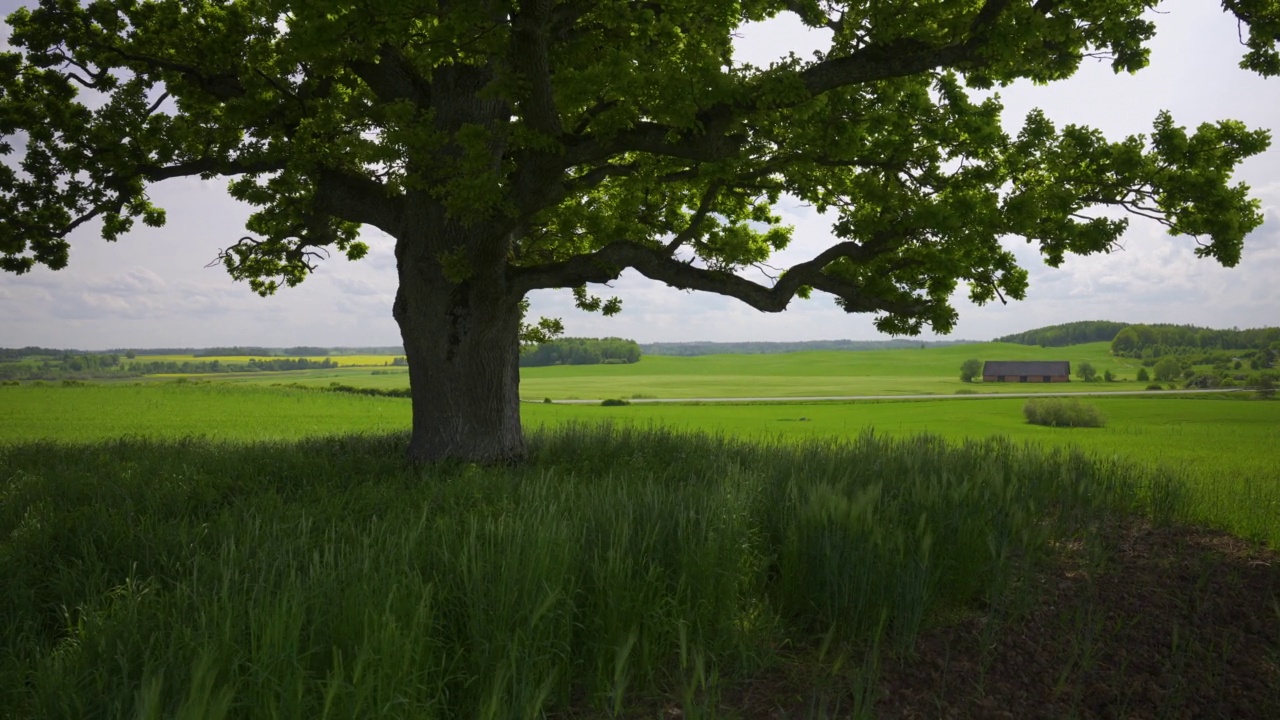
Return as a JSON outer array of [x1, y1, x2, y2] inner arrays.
[[715, 520, 1279, 720]]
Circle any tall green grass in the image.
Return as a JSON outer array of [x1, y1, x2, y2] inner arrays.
[[1, 425, 1181, 718]]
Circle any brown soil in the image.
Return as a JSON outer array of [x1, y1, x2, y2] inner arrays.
[[720, 519, 1280, 719]]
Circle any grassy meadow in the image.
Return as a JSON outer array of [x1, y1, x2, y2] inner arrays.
[[3, 381, 1278, 545], [2, 345, 1277, 717], [1, 423, 1189, 718]]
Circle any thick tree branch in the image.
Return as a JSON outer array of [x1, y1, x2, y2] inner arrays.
[[138, 156, 283, 182], [87, 42, 246, 100], [509, 238, 921, 317], [346, 45, 433, 106], [511, 0, 562, 136], [315, 168, 401, 229]]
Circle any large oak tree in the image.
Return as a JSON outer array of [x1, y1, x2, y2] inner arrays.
[[2, 1, 1277, 463]]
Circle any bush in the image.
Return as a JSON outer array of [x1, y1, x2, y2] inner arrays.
[[959, 358, 982, 382], [1136, 367, 1150, 382], [1146, 383, 1164, 391], [1023, 398, 1106, 428], [600, 398, 630, 406], [1103, 369, 1115, 382], [543, 397, 553, 404]]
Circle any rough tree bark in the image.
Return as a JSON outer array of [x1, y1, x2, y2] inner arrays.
[[393, 217, 525, 465]]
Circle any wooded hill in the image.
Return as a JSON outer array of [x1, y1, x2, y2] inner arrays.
[[994, 321, 1130, 347]]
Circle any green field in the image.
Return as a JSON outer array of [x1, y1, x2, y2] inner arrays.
[[4, 381, 1277, 545], [179, 341, 1151, 398], [0, 382, 410, 440], [133, 353, 401, 367], [520, 342, 1144, 399], [3, 353, 1277, 717]]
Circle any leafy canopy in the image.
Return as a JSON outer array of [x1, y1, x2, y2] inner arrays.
[[1, 1, 1276, 335]]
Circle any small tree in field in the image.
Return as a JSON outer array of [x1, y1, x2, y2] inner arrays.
[[1153, 357, 1183, 382], [960, 358, 983, 383], [1137, 367, 1150, 382], [2, 2, 1276, 463], [1076, 361, 1098, 382]]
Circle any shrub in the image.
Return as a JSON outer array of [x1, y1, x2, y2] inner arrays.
[[1146, 383, 1164, 391], [600, 398, 630, 406], [1136, 367, 1150, 382], [1023, 398, 1106, 428], [1103, 369, 1115, 382], [959, 358, 982, 382], [543, 397, 553, 404]]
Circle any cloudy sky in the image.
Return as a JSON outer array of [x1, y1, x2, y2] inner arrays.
[[1, 2, 1277, 350]]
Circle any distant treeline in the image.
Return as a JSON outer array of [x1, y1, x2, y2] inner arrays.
[[0, 355, 344, 381], [193, 346, 332, 357], [641, 339, 970, 356], [520, 337, 641, 367], [0, 346, 72, 361], [1110, 324, 1280, 356], [132, 357, 343, 373], [994, 321, 1130, 347]]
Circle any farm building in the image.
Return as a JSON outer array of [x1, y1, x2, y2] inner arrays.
[[982, 361, 1070, 383]]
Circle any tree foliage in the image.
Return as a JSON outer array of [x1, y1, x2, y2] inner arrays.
[[2, 1, 1276, 330], [959, 358, 982, 382], [1075, 361, 1097, 382], [1, 1, 1277, 462], [1153, 356, 1183, 382]]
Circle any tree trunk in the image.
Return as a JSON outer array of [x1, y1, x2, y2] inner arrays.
[[393, 223, 526, 465]]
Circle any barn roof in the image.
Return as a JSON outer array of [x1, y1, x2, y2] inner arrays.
[[982, 360, 1070, 376]]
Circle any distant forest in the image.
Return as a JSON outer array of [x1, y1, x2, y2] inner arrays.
[[520, 337, 641, 367], [1110, 324, 1280, 358], [642, 339, 971, 356], [994, 321, 1130, 347]]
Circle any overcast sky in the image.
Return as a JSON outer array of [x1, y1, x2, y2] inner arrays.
[[1, 2, 1277, 350]]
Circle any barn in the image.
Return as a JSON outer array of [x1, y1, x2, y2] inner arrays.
[[982, 360, 1071, 383]]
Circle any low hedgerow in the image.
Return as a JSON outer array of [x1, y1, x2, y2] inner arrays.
[[1023, 397, 1107, 428]]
